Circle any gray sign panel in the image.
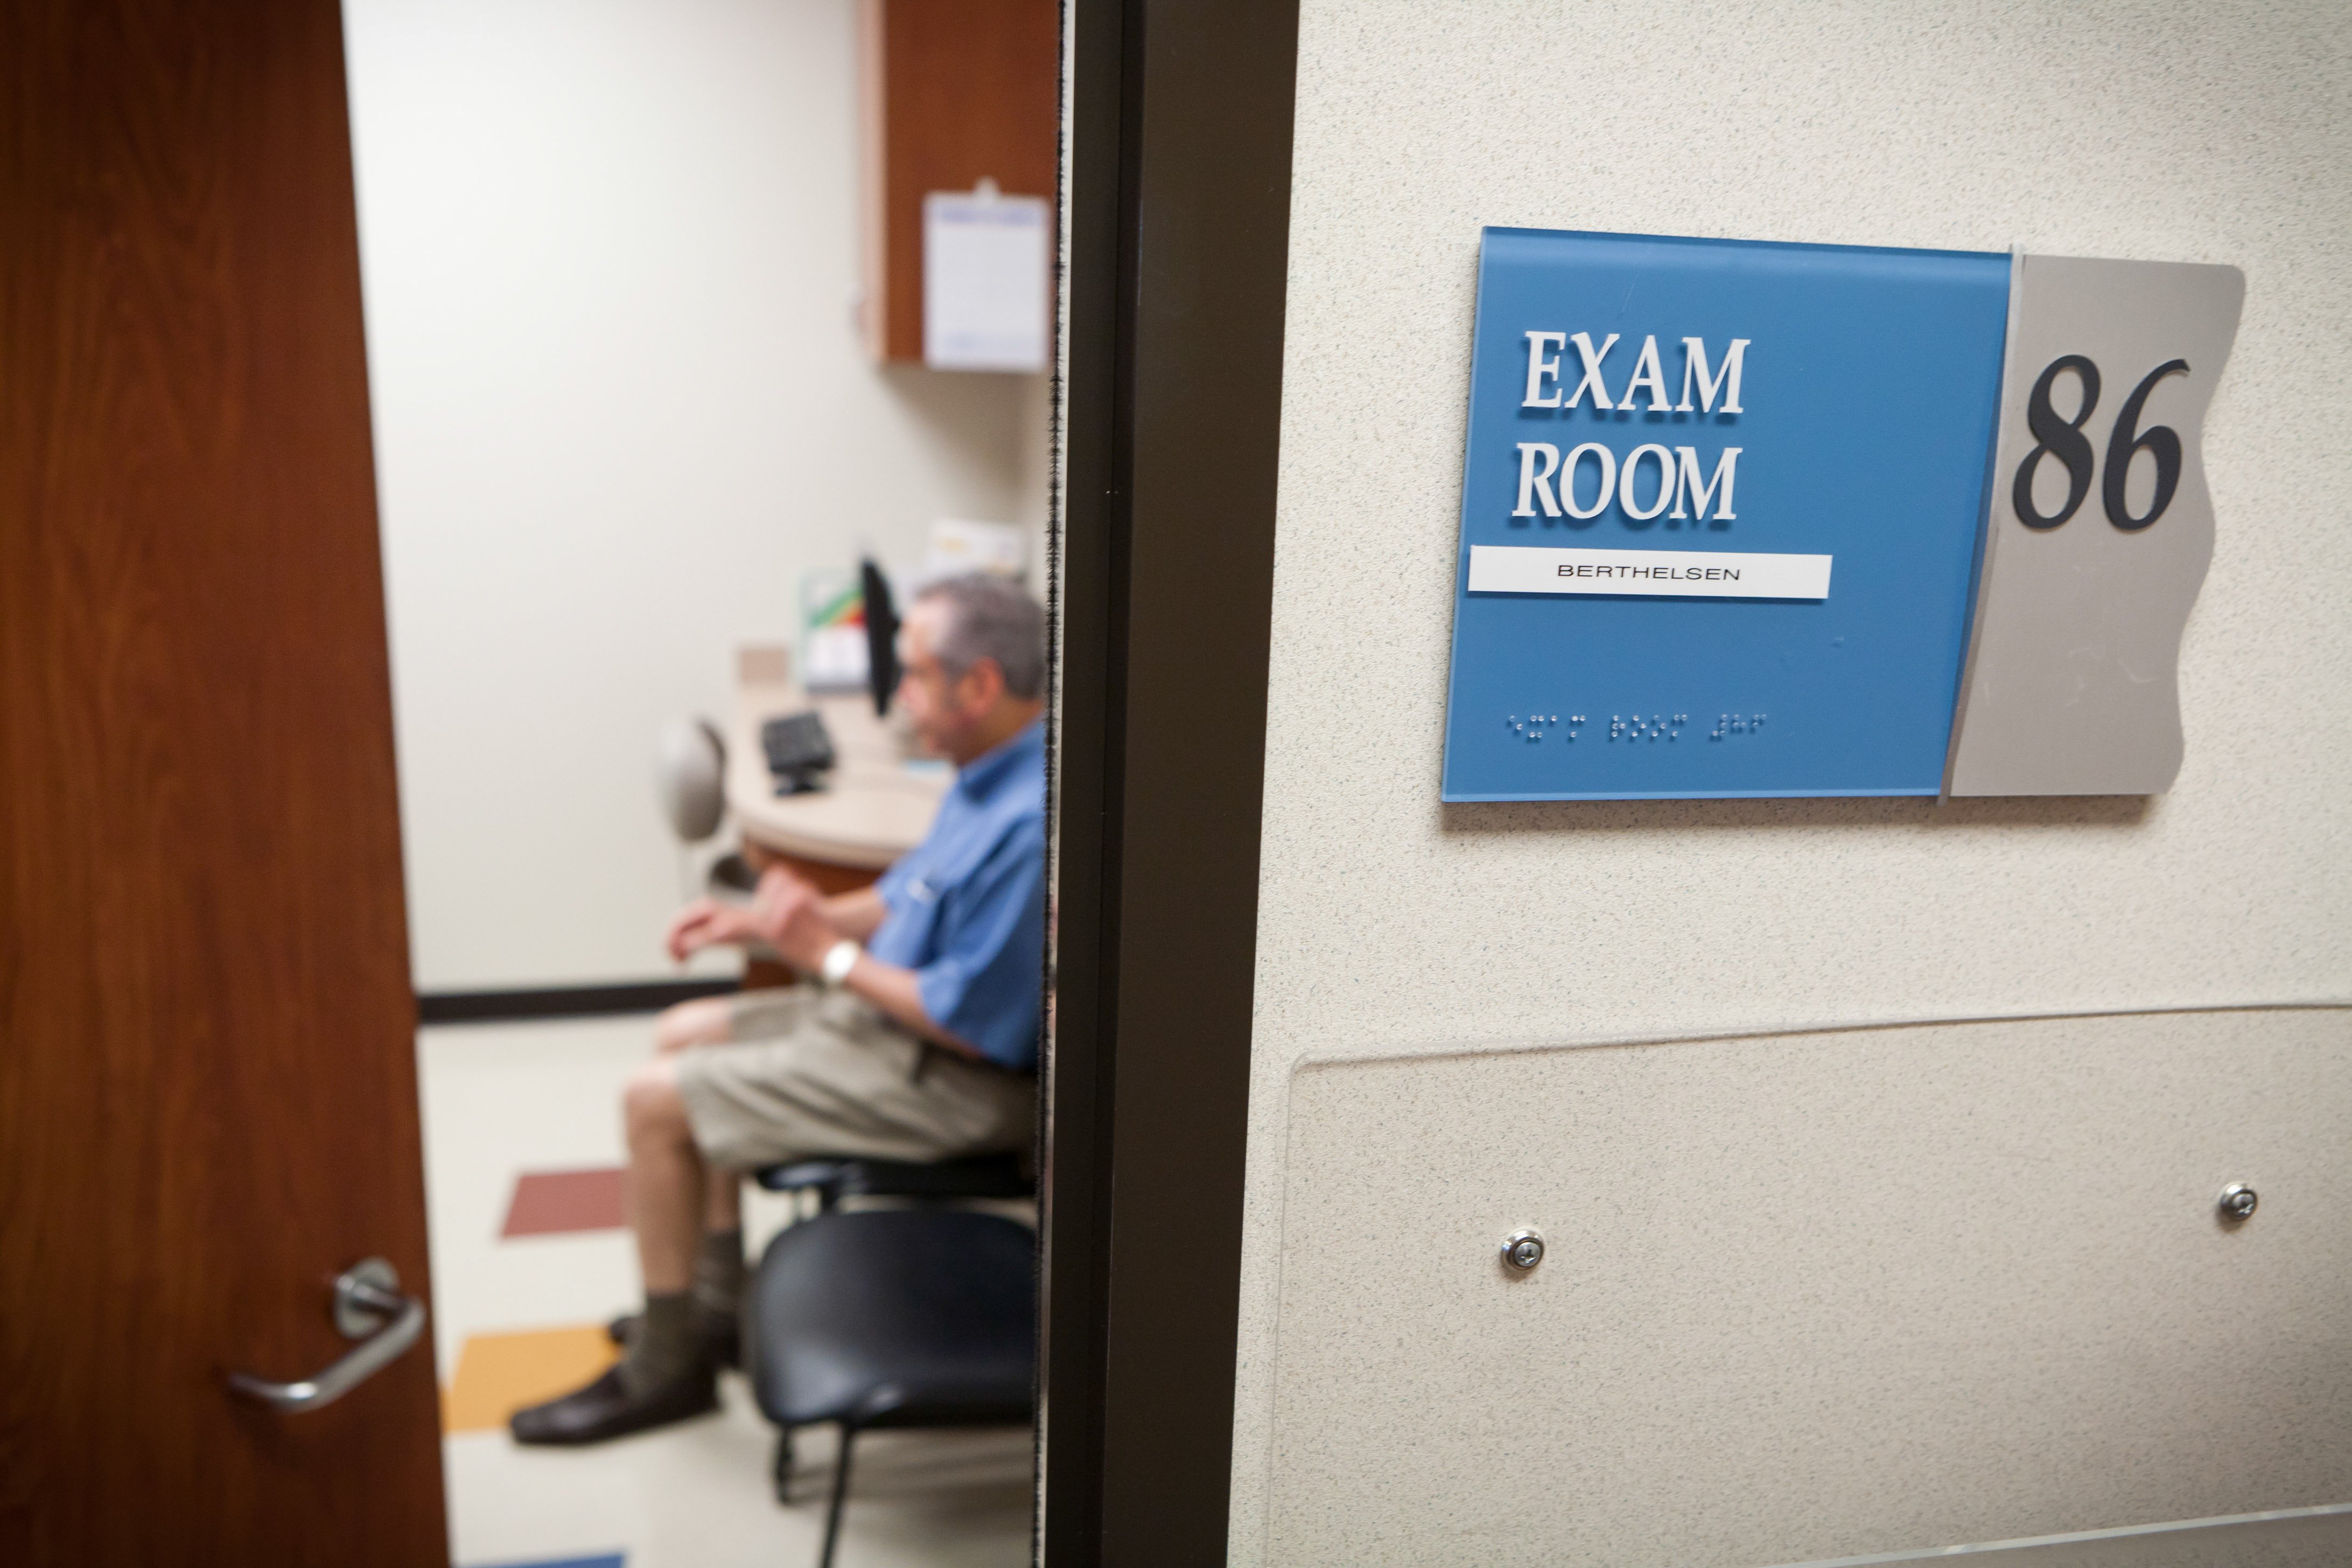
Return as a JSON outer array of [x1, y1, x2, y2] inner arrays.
[[1945, 254, 2243, 796]]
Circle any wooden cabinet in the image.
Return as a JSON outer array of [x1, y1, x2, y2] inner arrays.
[[858, 0, 1059, 363]]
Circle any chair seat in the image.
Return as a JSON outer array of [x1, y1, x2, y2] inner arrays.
[[753, 1150, 1033, 1205], [747, 1207, 1035, 1432]]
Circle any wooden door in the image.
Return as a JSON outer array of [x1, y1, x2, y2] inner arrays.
[[0, 0, 446, 1560]]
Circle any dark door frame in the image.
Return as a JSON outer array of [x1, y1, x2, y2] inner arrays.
[[1040, 0, 1301, 1562]]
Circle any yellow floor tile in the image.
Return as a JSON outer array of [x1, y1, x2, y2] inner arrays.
[[443, 1324, 619, 1434]]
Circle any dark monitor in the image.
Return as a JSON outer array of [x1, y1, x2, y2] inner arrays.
[[860, 557, 900, 718]]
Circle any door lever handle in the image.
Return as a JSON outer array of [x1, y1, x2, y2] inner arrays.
[[227, 1257, 428, 1413]]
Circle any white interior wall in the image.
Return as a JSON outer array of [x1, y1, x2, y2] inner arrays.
[[344, 0, 1048, 991], [1237, 1, 2352, 1560]]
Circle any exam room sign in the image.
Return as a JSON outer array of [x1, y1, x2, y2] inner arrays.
[[1440, 227, 2242, 802]]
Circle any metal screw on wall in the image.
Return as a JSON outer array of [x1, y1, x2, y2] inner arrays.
[[1500, 1229, 1544, 1272], [2217, 1183, 2258, 1222]]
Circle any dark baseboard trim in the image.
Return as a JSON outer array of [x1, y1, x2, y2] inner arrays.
[[415, 978, 738, 1026]]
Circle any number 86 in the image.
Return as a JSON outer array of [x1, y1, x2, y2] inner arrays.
[[2012, 355, 2190, 532]]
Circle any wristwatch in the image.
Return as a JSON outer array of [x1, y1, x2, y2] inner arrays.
[[819, 938, 863, 988]]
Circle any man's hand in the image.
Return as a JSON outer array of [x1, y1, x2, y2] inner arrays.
[[747, 867, 842, 972], [664, 897, 757, 963], [667, 869, 982, 1058], [664, 867, 845, 972]]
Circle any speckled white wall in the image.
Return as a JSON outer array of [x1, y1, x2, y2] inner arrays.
[[1234, 1, 2352, 1559]]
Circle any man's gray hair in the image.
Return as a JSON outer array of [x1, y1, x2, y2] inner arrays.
[[918, 572, 1047, 700]]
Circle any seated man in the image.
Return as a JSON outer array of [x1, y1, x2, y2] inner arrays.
[[513, 572, 1047, 1444]]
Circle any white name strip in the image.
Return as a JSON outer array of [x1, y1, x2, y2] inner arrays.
[[1467, 544, 1832, 600]]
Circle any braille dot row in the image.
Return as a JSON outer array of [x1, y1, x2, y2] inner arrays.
[[1709, 713, 1768, 741], [1608, 713, 1689, 743], [1505, 712, 1585, 743]]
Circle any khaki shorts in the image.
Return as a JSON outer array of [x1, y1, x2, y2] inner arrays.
[[671, 985, 1034, 1172]]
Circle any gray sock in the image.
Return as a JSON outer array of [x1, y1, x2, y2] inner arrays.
[[690, 1227, 746, 1321], [619, 1291, 709, 1396]]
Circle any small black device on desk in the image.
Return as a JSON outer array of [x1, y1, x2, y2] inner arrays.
[[762, 710, 836, 796]]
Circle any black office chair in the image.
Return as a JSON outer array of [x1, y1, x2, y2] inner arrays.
[[604, 1149, 1035, 1357], [745, 1205, 1035, 1568]]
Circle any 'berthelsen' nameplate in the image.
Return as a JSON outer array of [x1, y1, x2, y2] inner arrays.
[[1467, 545, 1831, 600]]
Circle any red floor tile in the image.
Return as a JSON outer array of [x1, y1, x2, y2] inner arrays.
[[500, 1166, 627, 1238]]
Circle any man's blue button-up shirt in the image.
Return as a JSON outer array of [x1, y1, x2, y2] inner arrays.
[[866, 718, 1046, 1071]]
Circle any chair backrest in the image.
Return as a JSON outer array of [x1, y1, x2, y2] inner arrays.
[[654, 716, 726, 843]]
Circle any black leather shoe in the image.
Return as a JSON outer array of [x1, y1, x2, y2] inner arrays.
[[509, 1364, 717, 1445], [605, 1309, 740, 1369]]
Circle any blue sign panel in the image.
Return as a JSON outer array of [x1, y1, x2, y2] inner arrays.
[[1441, 228, 2011, 801]]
